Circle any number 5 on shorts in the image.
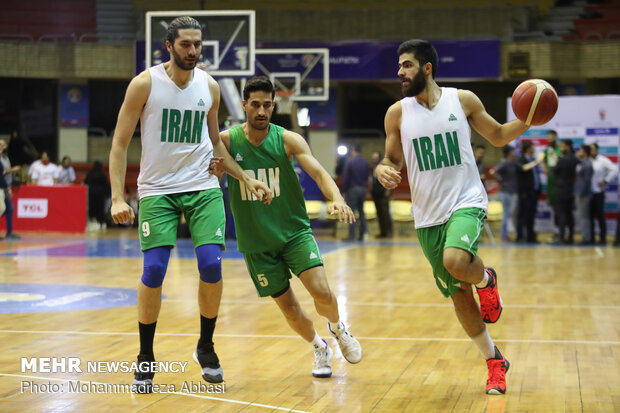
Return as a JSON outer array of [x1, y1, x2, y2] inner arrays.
[[142, 222, 150, 237], [257, 274, 269, 286]]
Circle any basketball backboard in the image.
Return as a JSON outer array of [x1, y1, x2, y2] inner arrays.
[[254, 48, 329, 101], [145, 10, 255, 76]]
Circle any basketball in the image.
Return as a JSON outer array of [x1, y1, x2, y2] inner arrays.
[[511, 79, 558, 126]]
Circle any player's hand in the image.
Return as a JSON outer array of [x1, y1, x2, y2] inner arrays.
[[329, 199, 356, 224], [209, 157, 224, 175], [111, 200, 135, 225], [375, 164, 401, 189], [246, 179, 273, 205]]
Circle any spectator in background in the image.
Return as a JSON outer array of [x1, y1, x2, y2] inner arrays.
[[30, 152, 58, 186], [57, 156, 76, 185], [84, 161, 111, 230], [473, 144, 487, 189], [542, 130, 561, 241], [575, 144, 593, 245], [8, 131, 38, 181], [371, 151, 393, 239], [0, 139, 20, 183], [489, 145, 518, 242], [341, 144, 369, 241], [615, 207, 620, 247], [589, 142, 619, 245], [553, 139, 579, 244], [516, 141, 544, 244], [0, 139, 20, 240]]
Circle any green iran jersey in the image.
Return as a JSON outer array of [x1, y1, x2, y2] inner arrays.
[[227, 124, 311, 253]]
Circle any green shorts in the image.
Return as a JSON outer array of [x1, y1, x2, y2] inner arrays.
[[416, 207, 486, 297], [243, 230, 323, 297], [138, 188, 225, 251]]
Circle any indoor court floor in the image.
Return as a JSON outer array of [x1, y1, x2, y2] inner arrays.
[[0, 229, 618, 412]]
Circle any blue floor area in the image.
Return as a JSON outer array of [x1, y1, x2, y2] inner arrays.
[[0, 236, 595, 259], [0, 237, 401, 259]]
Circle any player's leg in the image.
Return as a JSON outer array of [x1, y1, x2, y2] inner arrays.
[[273, 285, 317, 342], [183, 189, 226, 383], [417, 213, 509, 394], [272, 285, 333, 378], [134, 194, 180, 393], [286, 232, 362, 364], [450, 284, 510, 395], [299, 267, 362, 364], [441, 208, 502, 324], [244, 246, 333, 378]]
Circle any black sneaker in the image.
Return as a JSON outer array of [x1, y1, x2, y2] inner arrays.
[[132, 353, 155, 393], [193, 345, 224, 383]]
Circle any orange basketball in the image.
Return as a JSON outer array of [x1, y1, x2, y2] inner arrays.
[[511, 79, 558, 126]]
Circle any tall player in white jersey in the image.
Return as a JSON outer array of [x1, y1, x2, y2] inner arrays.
[[376, 39, 532, 395], [109, 16, 272, 393]]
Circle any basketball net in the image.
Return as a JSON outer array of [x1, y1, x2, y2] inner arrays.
[[275, 90, 295, 115]]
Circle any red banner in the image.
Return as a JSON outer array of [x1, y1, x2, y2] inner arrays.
[[0, 185, 87, 233]]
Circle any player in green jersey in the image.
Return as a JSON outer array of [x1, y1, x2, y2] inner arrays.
[[217, 76, 363, 378]]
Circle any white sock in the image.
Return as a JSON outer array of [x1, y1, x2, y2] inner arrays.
[[471, 327, 496, 360], [475, 269, 489, 289], [310, 331, 324, 350], [329, 320, 344, 335]]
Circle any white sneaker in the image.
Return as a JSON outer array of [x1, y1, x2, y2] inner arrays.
[[312, 339, 333, 378], [329, 322, 362, 364]]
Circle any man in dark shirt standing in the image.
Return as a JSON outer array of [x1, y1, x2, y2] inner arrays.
[[575, 145, 593, 245], [371, 151, 393, 239], [341, 144, 369, 241], [516, 141, 544, 243], [553, 139, 580, 244], [0, 139, 20, 240], [490, 145, 518, 242]]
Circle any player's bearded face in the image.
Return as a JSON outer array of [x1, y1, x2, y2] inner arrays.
[[403, 65, 426, 97], [171, 44, 198, 71]]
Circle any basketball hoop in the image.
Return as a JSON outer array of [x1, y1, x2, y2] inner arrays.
[[275, 90, 296, 115]]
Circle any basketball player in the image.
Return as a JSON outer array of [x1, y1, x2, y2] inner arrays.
[[108, 17, 272, 393], [375, 39, 531, 395], [218, 77, 363, 378]]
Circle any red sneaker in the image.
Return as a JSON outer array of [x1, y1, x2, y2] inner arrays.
[[486, 347, 510, 394], [476, 267, 503, 323]]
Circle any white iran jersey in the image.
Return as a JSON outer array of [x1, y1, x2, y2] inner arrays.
[[400, 87, 487, 228], [138, 64, 219, 199]]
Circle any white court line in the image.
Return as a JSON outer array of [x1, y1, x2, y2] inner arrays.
[[0, 330, 618, 345], [0, 373, 310, 413], [163, 298, 620, 310], [595, 247, 604, 257]]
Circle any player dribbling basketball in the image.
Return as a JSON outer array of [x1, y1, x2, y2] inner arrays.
[[376, 39, 536, 395]]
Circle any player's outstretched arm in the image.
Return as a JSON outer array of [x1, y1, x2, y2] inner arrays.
[[206, 78, 272, 204], [458, 89, 529, 148], [284, 130, 355, 224], [109, 70, 150, 224], [376, 102, 404, 189]]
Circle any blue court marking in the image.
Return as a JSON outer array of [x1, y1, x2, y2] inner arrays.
[[0, 283, 141, 314], [0, 238, 362, 259]]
